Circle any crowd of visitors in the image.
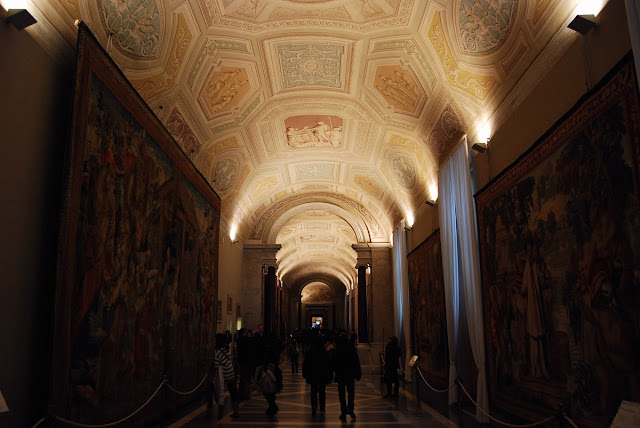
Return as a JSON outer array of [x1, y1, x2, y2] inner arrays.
[[210, 325, 402, 422]]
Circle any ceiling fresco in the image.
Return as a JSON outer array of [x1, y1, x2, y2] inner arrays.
[[33, 0, 585, 290]]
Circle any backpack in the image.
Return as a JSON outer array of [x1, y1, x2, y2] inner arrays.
[[255, 363, 280, 394]]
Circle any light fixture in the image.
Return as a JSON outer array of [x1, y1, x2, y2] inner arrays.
[[568, 14, 596, 34], [471, 140, 488, 152], [472, 123, 492, 152], [406, 213, 414, 228], [366, 264, 371, 275], [5, 8, 36, 30], [425, 198, 436, 207]]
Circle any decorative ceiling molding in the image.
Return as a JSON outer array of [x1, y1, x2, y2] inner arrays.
[[427, 10, 496, 100], [456, 0, 518, 54], [130, 12, 192, 98], [197, 0, 415, 32]]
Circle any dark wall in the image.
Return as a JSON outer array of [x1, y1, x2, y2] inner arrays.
[[0, 20, 73, 427]]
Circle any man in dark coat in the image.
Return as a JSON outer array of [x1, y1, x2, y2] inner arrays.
[[236, 328, 256, 400], [333, 331, 361, 421], [302, 329, 333, 416], [384, 335, 402, 397]]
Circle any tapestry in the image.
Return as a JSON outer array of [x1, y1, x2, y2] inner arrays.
[[476, 57, 640, 425], [52, 25, 220, 423], [408, 230, 448, 387]]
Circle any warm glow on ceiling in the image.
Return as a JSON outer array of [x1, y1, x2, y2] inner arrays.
[[575, 0, 605, 15]]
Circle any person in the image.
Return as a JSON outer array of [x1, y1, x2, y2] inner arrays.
[[303, 329, 333, 416], [236, 328, 256, 400], [383, 336, 402, 398], [287, 335, 299, 374], [334, 331, 361, 421], [255, 332, 283, 416], [213, 333, 239, 418]]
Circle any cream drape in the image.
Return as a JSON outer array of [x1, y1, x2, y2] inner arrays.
[[438, 151, 459, 405], [392, 220, 412, 382], [438, 137, 489, 422]]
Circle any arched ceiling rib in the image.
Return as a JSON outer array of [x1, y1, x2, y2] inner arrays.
[[41, 0, 584, 285]]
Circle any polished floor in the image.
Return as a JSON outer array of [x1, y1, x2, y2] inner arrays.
[[178, 366, 459, 428]]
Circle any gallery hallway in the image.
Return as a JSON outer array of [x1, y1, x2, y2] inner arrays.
[[181, 368, 458, 428]]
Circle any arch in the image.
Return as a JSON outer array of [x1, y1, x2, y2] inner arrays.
[[250, 192, 388, 243], [267, 201, 365, 244]]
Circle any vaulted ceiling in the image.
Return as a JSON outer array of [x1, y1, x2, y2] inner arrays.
[[28, 0, 585, 289]]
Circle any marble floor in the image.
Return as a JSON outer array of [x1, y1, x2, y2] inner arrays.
[[176, 368, 460, 428]]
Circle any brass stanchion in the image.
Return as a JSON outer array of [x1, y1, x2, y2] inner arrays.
[[456, 376, 463, 428], [414, 364, 422, 414]]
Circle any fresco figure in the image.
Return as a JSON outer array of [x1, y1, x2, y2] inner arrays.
[[521, 230, 550, 379]]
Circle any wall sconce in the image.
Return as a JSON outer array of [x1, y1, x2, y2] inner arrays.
[[568, 14, 596, 34], [472, 123, 492, 152], [5, 8, 36, 30], [425, 198, 436, 207], [471, 140, 488, 152], [366, 264, 371, 275]]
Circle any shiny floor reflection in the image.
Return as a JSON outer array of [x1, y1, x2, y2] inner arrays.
[[182, 368, 457, 427]]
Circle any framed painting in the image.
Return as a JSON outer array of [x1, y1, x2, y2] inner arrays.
[[52, 24, 220, 423], [407, 230, 448, 388], [476, 56, 640, 425]]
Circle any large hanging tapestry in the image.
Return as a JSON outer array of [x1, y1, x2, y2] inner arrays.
[[52, 24, 220, 424], [476, 56, 640, 426], [408, 230, 448, 388]]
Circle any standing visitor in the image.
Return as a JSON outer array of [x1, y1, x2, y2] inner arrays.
[[302, 329, 333, 417], [213, 333, 239, 418], [236, 328, 256, 401], [334, 331, 361, 421], [383, 336, 402, 398]]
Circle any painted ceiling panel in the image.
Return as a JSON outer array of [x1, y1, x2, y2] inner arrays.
[[41, 0, 581, 291]]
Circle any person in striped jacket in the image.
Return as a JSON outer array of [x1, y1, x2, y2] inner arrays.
[[214, 333, 240, 418]]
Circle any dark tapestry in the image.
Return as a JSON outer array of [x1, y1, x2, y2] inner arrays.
[[476, 57, 640, 425], [408, 230, 448, 387], [53, 25, 220, 423]]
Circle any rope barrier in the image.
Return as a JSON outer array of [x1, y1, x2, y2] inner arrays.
[[456, 379, 557, 428], [165, 373, 208, 396], [31, 418, 46, 428], [564, 415, 580, 428], [53, 380, 166, 428], [412, 365, 575, 427], [31, 371, 211, 428], [415, 366, 455, 393]]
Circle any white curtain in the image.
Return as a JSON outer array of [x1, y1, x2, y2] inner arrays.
[[626, 0, 640, 90], [439, 137, 489, 423], [451, 141, 489, 423], [392, 220, 412, 382], [438, 154, 459, 405]]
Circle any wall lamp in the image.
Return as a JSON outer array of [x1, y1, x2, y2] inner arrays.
[[5, 8, 36, 30], [568, 14, 596, 34], [425, 198, 437, 207], [471, 136, 489, 153]]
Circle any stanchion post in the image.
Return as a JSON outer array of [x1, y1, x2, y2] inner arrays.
[[160, 374, 168, 427], [414, 365, 422, 413], [556, 402, 567, 428], [456, 376, 463, 428]]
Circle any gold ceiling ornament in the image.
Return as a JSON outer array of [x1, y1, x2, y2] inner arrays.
[[428, 11, 496, 100]]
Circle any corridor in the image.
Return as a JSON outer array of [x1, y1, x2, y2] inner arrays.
[[181, 365, 457, 427]]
